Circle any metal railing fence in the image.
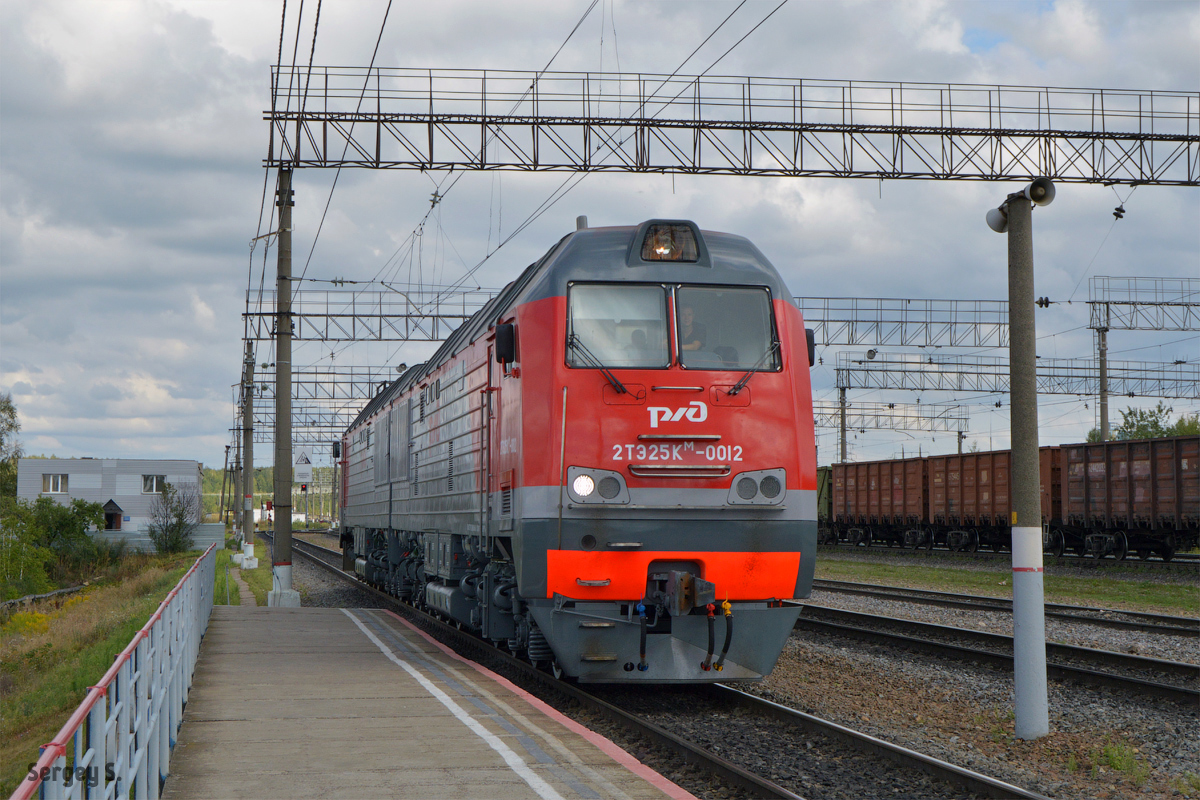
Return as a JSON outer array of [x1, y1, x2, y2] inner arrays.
[[12, 544, 217, 800]]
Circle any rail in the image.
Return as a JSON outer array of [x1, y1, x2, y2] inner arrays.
[[12, 544, 218, 800], [279, 534, 1049, 799]]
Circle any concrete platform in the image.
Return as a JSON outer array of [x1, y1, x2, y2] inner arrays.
[[162, 605, 696, 800]]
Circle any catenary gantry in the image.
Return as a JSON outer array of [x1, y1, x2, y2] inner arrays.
[[265, 68, 1199, 185]]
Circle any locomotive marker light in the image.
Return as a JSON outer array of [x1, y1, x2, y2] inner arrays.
[[987, 176, 1054, 739]]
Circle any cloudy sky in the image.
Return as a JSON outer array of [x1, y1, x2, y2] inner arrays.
[[2, 0, 1197, 471]]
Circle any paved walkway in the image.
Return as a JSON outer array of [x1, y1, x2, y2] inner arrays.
[[162, 605, 694, 800]]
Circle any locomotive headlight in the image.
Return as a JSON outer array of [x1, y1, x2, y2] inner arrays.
[[567, 466, 629, 504], [572, 474, 596, 498]]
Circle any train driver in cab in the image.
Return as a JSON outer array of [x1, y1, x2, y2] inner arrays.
[[679, 305, 707, 351]]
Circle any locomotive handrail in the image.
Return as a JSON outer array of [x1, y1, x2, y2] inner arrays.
[[13, 544, 218, 800], [629, 464, 732, 477], [638, 433, 721, 441]]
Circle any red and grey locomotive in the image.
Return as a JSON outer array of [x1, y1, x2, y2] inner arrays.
[[339, 219, 817, 682]]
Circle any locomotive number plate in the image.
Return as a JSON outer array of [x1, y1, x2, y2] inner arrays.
[[612, 442, 744, 462]]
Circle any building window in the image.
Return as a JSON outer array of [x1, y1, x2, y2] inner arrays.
[[143, 475, 167, 494], [42, 474, 68, 494]]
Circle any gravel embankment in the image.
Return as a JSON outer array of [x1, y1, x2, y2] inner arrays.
[[805, 590, 1200, 664], [289, 549, 1199, 798], [751, 628, 1200, 800], [290, 553, 388, 609]]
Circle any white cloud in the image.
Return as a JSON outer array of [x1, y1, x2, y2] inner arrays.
[[1, 0, 1196, 468]]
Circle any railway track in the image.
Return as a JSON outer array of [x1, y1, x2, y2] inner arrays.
[[812, 578, 1200, 637], [268, 533, 1050, 800], [798, 606, 1199, 704]]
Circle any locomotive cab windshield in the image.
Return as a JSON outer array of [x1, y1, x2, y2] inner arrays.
[[566, 282, 780, 371]]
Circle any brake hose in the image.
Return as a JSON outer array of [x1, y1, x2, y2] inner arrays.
[[637, 602, 649, 671], [701, 603, 716, 671], [714, 600, 733, 672]]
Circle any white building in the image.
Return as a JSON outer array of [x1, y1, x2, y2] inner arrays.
[[16, 458, 223, 551]]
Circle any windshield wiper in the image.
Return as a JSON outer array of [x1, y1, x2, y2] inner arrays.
[[728, 340, 779, 396], [567, 334, 629, 394]]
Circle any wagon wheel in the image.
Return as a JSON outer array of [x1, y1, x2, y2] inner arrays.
[[863, 529, 874, 548], [1113, 531, 1129, 561], [962, 530, 979, 553], [924, 529, 936, 551], [1158, 534, 1177, 562], [1047, 530, 1064, 559]]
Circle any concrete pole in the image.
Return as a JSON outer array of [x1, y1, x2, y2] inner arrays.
[[241, 342, 257, 567], [1005, 195, 1050, 740], [1098, 324, 1109, 441], [218, 445, 230, 525], [270, 168, 300, 606], [839, 387, 848, 463], [233, 424, 242, 530]]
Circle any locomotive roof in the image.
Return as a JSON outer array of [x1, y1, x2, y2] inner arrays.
[[348, 220, 795, 431]]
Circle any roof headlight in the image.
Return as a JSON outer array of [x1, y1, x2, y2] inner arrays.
[[572, 474, 596, 498], [641, 223, 698, 262]]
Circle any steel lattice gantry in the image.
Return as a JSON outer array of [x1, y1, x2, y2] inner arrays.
[[836, 352, 1200, 397], [251, 408, 361, 445], [253, 365, 400, 400], [812, 400, 968, 432], [798, 297, 1009, 347], [243, 287, 496, 342], [234, 365, 399, 448], [266, 68, 1199, 185], [1088, 276, 1200, 331]]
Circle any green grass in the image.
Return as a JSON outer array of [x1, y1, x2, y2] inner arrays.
[[1173, 772, 1200, 797], [815, 555, 1199, 616], [240, 542, 273, 606], [212, 549, 241, 606], [1, 558, 192, 797], [1095, 741, 1150, 786]]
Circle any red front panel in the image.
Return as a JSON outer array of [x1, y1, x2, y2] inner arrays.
[[506, 293, 815, 601], [510, 296, 815, 496], [546, 550, 801, 601]]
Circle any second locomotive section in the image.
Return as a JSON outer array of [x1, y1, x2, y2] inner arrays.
[[341, 219, 818, 682]]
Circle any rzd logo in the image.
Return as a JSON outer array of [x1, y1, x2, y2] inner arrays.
[[648, 401, 708, 428]]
